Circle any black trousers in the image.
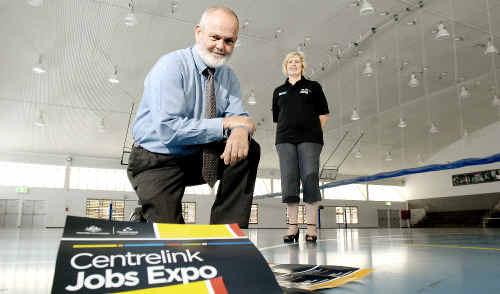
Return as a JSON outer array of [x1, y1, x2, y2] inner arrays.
[[127, 140, 260, 228]]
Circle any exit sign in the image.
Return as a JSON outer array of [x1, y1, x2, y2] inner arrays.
[[16, 186, 29, 194]]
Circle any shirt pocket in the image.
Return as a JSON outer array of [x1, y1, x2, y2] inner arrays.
[[216, 85, 230, 115]]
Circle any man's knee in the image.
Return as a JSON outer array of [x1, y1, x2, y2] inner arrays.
[[249, 139, 261, 159]]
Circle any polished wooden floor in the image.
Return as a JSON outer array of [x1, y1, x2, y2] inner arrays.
[[1, 227, 500, 293]]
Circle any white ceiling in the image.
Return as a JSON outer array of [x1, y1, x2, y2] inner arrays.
[[0, 0, 499, 178]]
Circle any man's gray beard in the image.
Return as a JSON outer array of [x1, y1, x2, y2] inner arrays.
[[195, 43, 231, 68]]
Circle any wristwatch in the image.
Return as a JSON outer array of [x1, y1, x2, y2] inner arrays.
[[223, 125, 253, 141]]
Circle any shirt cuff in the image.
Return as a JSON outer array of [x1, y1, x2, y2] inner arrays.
[[206, 117, 224, 141]]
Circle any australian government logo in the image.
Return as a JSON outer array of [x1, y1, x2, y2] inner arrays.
[[76, 225, 110, 235], [117, 226, 139, 236]]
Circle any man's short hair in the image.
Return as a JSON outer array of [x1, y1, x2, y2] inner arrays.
[[199, 6, 239, 29], [282, 51, 307, 77]]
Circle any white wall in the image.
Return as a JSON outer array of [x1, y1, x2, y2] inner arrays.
[[405, 121, 500, 200], [0, 185, 405, 228]]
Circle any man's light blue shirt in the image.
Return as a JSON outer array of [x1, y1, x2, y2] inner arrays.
[[132, 46, 248, 155]]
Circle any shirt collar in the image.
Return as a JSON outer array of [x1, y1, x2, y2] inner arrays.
[[191, 46, 218, 76], [284, 76, 306, 87]]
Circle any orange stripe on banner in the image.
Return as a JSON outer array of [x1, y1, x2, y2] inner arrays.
[[229, 224, 245, 237], [210, 277, 229, 294]]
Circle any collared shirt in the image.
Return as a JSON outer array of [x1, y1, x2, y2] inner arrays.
[[272, 76, 329, 145], [132, 46, 248, 155]]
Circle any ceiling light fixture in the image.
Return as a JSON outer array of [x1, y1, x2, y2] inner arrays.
[[108, 66, 120, 84], [359, 0, 375, 16], [408, 73, 419, 88], [170, 1, 179, 15], [417, 154, 424, 165], [354, 149, 362, 158], [384, 151, 393, 161], [351, 107, 360, 121], [34, 110, 47, 127], [124, 1, 138, 27], [241, 19, 250, 30], [434, 22, 450, 40], [247, 90, 256, 105], [429, 122, 439, 134], [32, 54, 47, 74], [459, 86, 470, 99], [362, 61, 374, 77], [484, 39, 498, 55], [492, 94, 500, 107], [274, 28, 283, 39], [27, 0, 43, 7], [97, 118, 106, 133], [397, 117, 407, 128]]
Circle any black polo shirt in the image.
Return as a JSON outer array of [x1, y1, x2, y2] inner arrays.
[[272, 77, 330, 145]]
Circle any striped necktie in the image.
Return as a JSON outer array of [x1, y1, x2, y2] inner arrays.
[[202, 67, 218, 187]]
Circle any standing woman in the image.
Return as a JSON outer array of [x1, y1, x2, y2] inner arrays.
[[272, 51, 330, 243]]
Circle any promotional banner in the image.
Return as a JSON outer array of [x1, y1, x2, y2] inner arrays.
[[52, 216, 282, 294]]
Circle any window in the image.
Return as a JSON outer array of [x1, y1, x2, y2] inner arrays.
[[0, 161, 65, 188], [323, 184, 366, 200], [253, 178, 272, 196], [286, 205, 307, 224], [85, 199, 125, 221], [185, 184, 212, 195], [70, 167, 133, 191], [272, 179, 281, 194], [368, 185, 406, 202], [249, 204, 258, 224], [181, 202, 196, 223], [336, 206, 359, 224]]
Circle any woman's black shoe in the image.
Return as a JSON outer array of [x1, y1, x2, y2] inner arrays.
[[305, 223, 317, 243], [283, 231, 299, 243], [283, 224, 299, 243], [305, 234, 317, 243]]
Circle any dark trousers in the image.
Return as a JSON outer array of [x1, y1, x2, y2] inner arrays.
[[127, 140, 260, 228]]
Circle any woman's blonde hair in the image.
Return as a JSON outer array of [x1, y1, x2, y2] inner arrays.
[[282, 51, 306, 77]]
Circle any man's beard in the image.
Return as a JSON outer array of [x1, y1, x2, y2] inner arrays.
[[195, 43, 232, 68]]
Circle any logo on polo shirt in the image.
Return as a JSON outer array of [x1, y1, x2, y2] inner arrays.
[[299, 88, 311, 95], [278, 91, 287, 96]]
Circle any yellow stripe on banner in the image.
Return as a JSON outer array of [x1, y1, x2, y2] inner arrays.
[[73, 244, 123, 249], [115, 280, 210, 294], [155, 223, 236, 239], [309, 269, 373, 291], [411, 243, 500, 251]]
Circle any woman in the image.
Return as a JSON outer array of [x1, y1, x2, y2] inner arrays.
[[272, 51, 330, 243]]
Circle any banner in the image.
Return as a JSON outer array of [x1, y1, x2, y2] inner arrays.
[[52, 216, 282, 294]]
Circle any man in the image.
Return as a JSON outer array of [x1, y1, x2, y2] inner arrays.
[[127, 6, 259, 228]]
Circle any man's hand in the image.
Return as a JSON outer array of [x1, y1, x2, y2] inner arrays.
[[223, 116, 256, 135], [220, 127, 250, 165]]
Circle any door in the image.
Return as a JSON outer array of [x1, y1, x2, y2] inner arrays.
[[377, 209, 388, 228]]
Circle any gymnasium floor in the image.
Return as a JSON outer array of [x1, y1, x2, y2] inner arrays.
[[1, 227, 500, 293]]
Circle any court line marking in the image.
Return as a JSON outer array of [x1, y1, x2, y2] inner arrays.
[[409, 243, 500, 251], [259, 234, 500, 252]]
